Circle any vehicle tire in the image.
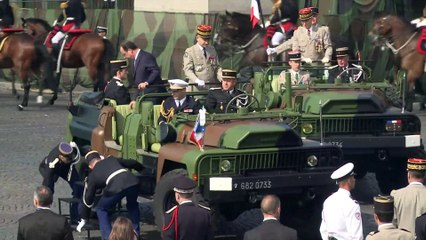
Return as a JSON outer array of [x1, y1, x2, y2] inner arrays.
[[153, 168, 188, 231]]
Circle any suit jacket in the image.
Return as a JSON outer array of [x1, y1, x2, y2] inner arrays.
[[183, 44, 222, 90], [276, 24, 332, 61], [391, 183, 426, 234], [243, 219, 297, 240], [133, 49, 166, 102], [163, 202, 211, 240], [17, 208, 73, 240], [279, 69, 310, 85], [416, 213, 426, 240], [327, 63, 364, 83], [205, 88, 246, 113], [158, 96, 201, 123], [104, 77, 131, 105], [366, 224, 414, 240]]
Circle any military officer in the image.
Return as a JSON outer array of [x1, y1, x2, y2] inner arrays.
[[267, 7, 332, 64], [104, 59, 131, 105], [0, 0, 14, 28], [162, 175, 211, 240], [183, 24, 222, 91], [391, 158, 426, 235], [39, 142, 82, 223], [366, 195, 414, 240], [76, 151, 144, 240], [158, 79, 201, 123], [327, 47, 365, 83], [205, 69, 248, 113], [319, 162, 363, 240], [96, 25, 108, 39], [278, 51, 310, 85]]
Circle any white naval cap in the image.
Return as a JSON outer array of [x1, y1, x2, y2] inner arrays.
[[168, 79, 188, 90], [331, 162, 355, 181]]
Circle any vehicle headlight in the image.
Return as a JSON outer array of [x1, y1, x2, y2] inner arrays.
[[220, 160, 232, 172], [307, 155, 318, 167], [385, 119, 402, 132], [302, 123, 314, 135]]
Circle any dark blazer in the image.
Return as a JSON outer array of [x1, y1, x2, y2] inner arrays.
[[133, 49, 166, 103], [158, 96, 201, 123], [163, 202, 211, 240], [243, 219, 297, 240], [416, 213, 426, 240], [17, 208, 73, 240], [205, 88, 246, 113], [327, 63, 365, 83], [104, 77, 131, 105]]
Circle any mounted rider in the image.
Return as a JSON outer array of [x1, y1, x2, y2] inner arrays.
[[0, 0, 14, 28], [50, 0, 86, 59]]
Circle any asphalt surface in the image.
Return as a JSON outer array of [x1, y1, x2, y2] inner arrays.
[[1, 81, 426, 239]]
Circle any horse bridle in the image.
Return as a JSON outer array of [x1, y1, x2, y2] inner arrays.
[[375, 16, 417, 55]]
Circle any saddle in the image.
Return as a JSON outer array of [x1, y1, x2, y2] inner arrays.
[[417, 28, 426, 55], [45, 29, 92, 50], [1, 28, 24, 33]]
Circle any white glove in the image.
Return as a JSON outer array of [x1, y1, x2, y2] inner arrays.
[[195, 79, 205, 87], [76, 219, 86, 232], [321, 57, 330, 64], [266, 47, 277, 56], [69, 141, 77, 148], [301, 57, 312, 64]]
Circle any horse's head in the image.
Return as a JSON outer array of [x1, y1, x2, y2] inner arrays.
[[215, 11, 253, 45], [21, 18, 52, 38]]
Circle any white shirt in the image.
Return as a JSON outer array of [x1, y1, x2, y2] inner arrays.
[[175, 97, 187, 108], [320, 188, 363, 240]]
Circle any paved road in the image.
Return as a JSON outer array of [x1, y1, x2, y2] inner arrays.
[[1, 84, 426, 239]]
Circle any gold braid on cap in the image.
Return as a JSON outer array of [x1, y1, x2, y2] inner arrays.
[[408, 164, 426, 171], [160, 100, 175, 123]]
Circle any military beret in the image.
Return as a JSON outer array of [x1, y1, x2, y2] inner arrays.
[[85, 150, 101, 164], [168, 79, 188, 90], [96, 26, 108, 33], [288, 50, 301, 61], [407, 158, 426, 171], [331, 162, 355, 181], [58, 142, 73, 156], [335, 47, 349, 57], [222, 69, 237, 79], [373, 195, 394, 214], [197, 24, 212, 39], [299, 8, 313, 21], [173, 175, 196, 194]]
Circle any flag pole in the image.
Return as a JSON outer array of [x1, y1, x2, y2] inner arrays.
[[256, 0, 265, 28]]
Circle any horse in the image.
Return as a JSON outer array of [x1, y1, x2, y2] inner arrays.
[[22, 17, 112, 106], [369, 15, 425, 110], [214, 11, 267, 71], [0, 30, 51, 110]]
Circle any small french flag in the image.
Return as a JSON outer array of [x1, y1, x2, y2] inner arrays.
[[189, 107, 206, 151]]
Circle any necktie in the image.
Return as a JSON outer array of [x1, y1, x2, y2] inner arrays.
[[295, 73, 300, 83], [203, 48, 207, 58]]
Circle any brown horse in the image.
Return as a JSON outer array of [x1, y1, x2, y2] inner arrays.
[[369, 15, 425, 93], [22, 17, 112, 105], [0, 31, 50, 110]]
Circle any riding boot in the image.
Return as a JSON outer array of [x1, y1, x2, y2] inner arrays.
[[51, 43, 60, 62]]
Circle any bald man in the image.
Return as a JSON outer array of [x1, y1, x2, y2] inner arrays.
[[244, 195, 297, 240]]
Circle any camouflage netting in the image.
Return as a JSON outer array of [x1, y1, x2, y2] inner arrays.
[[3, 0, 425, 90]]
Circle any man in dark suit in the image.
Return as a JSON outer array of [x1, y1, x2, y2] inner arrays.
[[76, 150, 144, 240], [205, 69, 248, 113], [158, 79, 201, 123], [119, 41, 166, 108], [416, 212, 426, 240], [162, 175, 212, 240], [104, 59, 131, 105], [327, 47, 365, 84], [17, 186, 73, 240], [244, 195, 297, 240]]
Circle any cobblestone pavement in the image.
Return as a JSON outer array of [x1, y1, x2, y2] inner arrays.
[[1, 84, 426, 239]]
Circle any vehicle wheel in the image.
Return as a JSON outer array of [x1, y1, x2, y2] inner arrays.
[[153, 168, 188, 231]]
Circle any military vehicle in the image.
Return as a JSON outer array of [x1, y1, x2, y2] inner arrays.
[[254, 66, 424, 194], [66, 89, 343, 239]]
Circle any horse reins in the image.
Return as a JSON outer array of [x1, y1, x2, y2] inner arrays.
[[384, 31, 417, 55]]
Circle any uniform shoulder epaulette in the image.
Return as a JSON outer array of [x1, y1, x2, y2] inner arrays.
[[198, 204, 211, 211], [116, 81, 124, 87], [368, 230, 379, 236], [351, 63, 362, 69], [209, 87, 221, 91], [165, 205, 177, 214], [327, 65, 338, 70]]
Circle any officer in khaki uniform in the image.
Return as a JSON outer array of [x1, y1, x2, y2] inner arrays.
[[183, 24, 222, 91], [366, 195, 414, 240], [391, 158, 426, 235], [278, 51, 310, 85], [267, 7, 332, 64]]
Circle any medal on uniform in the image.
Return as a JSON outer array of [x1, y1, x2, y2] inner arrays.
[[220, 102, 223, 111]]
